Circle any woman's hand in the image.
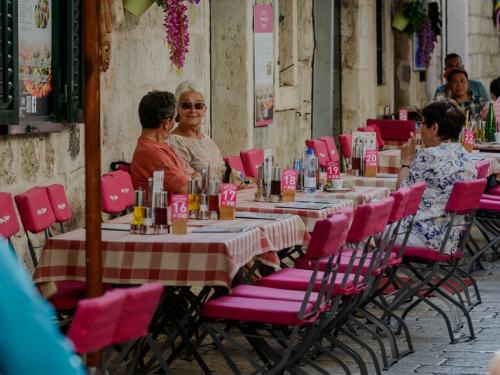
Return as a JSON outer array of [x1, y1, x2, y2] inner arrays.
[[401, 132, 417, 165]]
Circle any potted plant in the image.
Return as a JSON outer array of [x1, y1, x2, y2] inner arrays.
[[123, 0, 155, 18]]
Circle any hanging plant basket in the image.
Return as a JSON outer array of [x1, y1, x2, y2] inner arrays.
[[392, 12, 410, 32], [123, 0, 155, 18]]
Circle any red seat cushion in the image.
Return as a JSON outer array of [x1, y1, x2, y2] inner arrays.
[[45, 184, 72, 223], [14, 187, 56, 234], [240, 148, 264, 178], [0, 192, 20, 239], [319, 136, 340, 162], [338, 133, 352, 158], [305, 139, 330, 168], [391, 245, 463, 262], [366, 119, 415, 141], [47, 281, 88, 311], [256, 268, 363, 296], [101, 175, 127, 214], [103, 170, 135, 208], [488, 185, 500, 196], [226, 155, 247, 177], [202, 296, 317, 326]]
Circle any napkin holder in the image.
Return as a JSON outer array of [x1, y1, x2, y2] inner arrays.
[[171, 219, 187, 234], [220, 206, 235, 220], [282, 190, 295, 202]]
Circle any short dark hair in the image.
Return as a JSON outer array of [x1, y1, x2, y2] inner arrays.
[[447, 69, 468, 82], [421, 99, 466, 142], [444, 53, 462, 64], [490, 78, 500, 98], [138, 91, 176, 129]]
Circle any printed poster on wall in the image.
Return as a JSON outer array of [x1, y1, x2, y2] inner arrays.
[[18, 0, 52, 118], [254, 4, 274, 127]]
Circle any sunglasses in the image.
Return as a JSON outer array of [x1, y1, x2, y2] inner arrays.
[[179, 102, 206, 110]]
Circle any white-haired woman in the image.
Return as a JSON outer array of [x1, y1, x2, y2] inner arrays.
[[167, 80, 227, 182]]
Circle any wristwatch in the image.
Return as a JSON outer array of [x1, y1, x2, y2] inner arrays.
[[400, 165, 411, 169]]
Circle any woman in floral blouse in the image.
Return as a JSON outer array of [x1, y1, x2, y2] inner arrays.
[[397, 99, 477, 254]]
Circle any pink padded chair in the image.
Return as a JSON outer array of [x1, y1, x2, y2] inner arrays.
[[240, 148, 264, 178], [319, 136, 340, 162], [357, 125, 385, 149], [14, 187, 56, 267], [0, 192, 20, 257], [305, 139, 329, 168], [338, 133, 352, 159], [225, 155, 248, 176], [45, 184, 72, 233], [474, 160, 490, 179], [366, 119, 415, 142], [103, 170, 135, 211], [101, 174, 127, 217]]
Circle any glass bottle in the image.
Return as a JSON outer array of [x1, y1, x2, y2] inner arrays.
[[486, 103, 496, 142]]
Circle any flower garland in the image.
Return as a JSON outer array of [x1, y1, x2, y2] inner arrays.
[[156, 0, 200, 75], [416, 20, 435, 68]]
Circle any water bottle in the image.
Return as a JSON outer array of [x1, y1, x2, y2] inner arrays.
[[303, 149, 316, 194]]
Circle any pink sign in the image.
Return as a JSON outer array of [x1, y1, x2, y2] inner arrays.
[[399, 109, 408, 121], [254, 4, 272, 33], [221, 183, 238, 207], [365, 149, 378, 167], [326, 161, 340, 180], [464, 129, 475, 146], [282, 169, 298, 190], [171, 194, 188, 220]]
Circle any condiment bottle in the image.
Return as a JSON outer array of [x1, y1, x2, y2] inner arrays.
[[188, 177, 199, 219], [293, 152, 304, 192], [141, 207, 155, 235], [155, 191, 169, 234], [315, 155, 321, 190], [133, 188, 145, 226], [269, 166, 282, 202], [264, 149, 274, 195], [208, 178, 220, 219], [198, 167, 210, 219], [352, 145, 360, 176]]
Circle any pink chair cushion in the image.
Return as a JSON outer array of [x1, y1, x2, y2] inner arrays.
[[403, 181, 426, 217], [202, 296, 317, 326], [338, 133, 352, 158], [46, 281, 88, 311], [256, 268, 363, 296], [357, 126, 384, 149], [445, 179, 487, 215], [327, 207, 354, 222], [366, 119, 415, 141], [226, 155, 247, 177], [346, 197, 394, 243], [305, 214, 350, 259], [479, 199, 500, 211], [391, 245, 463, 262], [101, 175, 127, 214], [388, 187, 411, 223], [488, 184, 500, 196], [481, 194, 500, 202], [103, 170, 135, 208], [305, 139, 330, 168], [475, 160, 490, 179], [240, 148, 264, 178], [319, 136, 340, 162], [14, 187, 56, 234], [66, 288, 127, 354], [113, 282, 164, 343], [231, 285, 323, 304], [45, 184, 72, 223], [0, 192, 20, 239]]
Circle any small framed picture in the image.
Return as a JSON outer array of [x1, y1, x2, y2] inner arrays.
[[413, 33, 426, 71]]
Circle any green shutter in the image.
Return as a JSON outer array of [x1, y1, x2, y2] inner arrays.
[[0, 0, 18, 125]]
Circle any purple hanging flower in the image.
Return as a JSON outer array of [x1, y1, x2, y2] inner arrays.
[[417, 20, 435, 68]]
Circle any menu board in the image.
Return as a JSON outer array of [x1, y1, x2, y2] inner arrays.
[[18, 0, 52, 118]]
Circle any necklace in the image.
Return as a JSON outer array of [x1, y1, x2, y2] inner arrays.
[[178, 125, 202, 140]]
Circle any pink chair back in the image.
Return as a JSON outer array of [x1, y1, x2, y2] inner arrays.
[[366, 119, 415, 141], [240, 148, 264, 178], [14, 187, 56, 234], [475, 160, 490, 179], [388, 187, 411, 223], [45, 184, 72, 223], [338, 133, 352, 158], [446, 179, 488, 215], [101, 175, 127, 214], [347, 197, 395, 243], [113, 282, 164, 343], [103, 170, 135, 208], [304, 213, 351, 259], [226, 155, 247, 177], [0, 192, 20, 240], [66, 288, 127, 354], [403, 181, 426, 217], [318, 136, 340, 162], [357, 125, 384, 149], [327, 206, 354, 222], [305, 139, 329, 168]]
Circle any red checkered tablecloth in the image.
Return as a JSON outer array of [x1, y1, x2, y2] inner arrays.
[[33, 227, 281, 297], [313, 185, 391, 207], [320, 173, 398, 191]]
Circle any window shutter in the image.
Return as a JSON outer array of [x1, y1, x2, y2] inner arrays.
[[0, 0, 18, 125]]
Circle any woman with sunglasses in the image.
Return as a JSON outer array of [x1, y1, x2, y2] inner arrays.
[[167, 80, 227, 183]]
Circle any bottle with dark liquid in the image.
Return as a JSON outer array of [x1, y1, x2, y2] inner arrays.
[[208, 179, 220, 219], [154, 191, 169, 234]]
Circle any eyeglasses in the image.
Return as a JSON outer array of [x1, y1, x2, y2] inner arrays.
[[179, 102, 206, 110]]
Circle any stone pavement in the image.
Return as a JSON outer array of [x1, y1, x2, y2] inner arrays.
[[136, 228, 500, 375]]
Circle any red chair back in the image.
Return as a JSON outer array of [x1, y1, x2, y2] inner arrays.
[[357, 125, 384, 149], [366, 119, 415, 141], [103, 170, 135, 208], [402, 181, 426, 217], [305, 139, 329, 168], [226, 155, 247, 177], [327, 206, 354, 222], [475, 160, 490, 179], [45, 184, 72, 224], [347, 197, 395, 243], [0, 192, 20, 240], [14, 187, 56, 234], [101, 175, 127, 214], [446, 179, 488, 215], [240, 148, 264, 178], [318, 136, 340, 162], [388, 187, 412, 223], [338, 133, 352, 158], [304, 213, 351, 259], [113, 282, 164, 343]]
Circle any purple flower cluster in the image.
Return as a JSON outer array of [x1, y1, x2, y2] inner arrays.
[[417, 20, 435, 68], [164, 0, 190, 74], [187, 0, 200, 3]]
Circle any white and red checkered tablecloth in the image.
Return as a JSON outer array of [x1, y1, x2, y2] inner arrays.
[[313, 185, 391, 207], [33, 227, 282, 297], [235, 189, 354, 232], [320, 173, 398, 191]]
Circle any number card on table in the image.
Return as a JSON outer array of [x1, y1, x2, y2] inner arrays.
[[463, 129, 474, 153], [399, 109, 408, 121], [326, 161, 340, 182], [171, 194, 188, 234], [220, 183, 237, 220], [282, 169, 297, 202], [365, 149, 378, 177]]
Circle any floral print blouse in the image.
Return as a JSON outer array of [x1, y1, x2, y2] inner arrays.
[[167, 134, 226, 183], [400, 142, 477, 254]]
